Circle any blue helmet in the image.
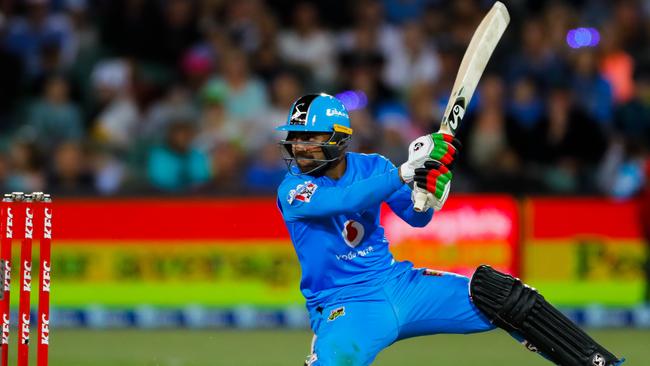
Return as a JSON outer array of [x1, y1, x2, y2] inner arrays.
[[276, 93, 352, 134], [277, 93, 353, 175]]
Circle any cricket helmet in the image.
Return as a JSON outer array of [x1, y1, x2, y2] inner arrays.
[[277, 93, 353, 175]]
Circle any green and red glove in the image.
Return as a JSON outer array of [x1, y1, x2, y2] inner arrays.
[[429, 133, 461, 168], [413, 161, 453, 213], [399, 133, 461, 183], [411, 134, 462, 212]]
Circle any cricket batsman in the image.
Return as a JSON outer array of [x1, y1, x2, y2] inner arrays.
[[276, 93, 624, 366]]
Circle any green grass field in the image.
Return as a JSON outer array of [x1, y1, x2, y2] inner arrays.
[[11, 328, 648, 366]]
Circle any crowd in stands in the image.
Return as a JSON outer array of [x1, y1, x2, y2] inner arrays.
[[0, 0, 648, 197]]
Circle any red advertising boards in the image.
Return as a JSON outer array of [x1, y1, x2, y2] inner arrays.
[[52, 198, 289, 241], [383, 195, 519, 277], [524, 198, 645, 305], [43, 196, 521, 306]]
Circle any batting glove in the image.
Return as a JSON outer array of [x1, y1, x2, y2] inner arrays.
[[399, 133, 461, 183], [412, 161, 453, 212]]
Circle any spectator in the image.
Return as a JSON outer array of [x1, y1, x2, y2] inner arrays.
[[180, 47, 215, 93], [383, 21, 440, 92], [24, 75, 83, 152], [614, 64, 650, 144], [6, 141, 45, 193], [207, 141, 245, 194], [143, 85, 198, 141], [66, 0, 98, 57], [244, 142, 286, 193], [4, 0, 75, 77], [277, 1, 336, 87], [89, 144, 127, 195], [151, 0, 200, 67], [90, 59, 139, 150], [193, 82, 243, 153], [147, 120, 211, 192], [339, 0, 401, 59], [597, 139, 645, 198], [571, 49, 613, 126], [467, 76, 508, 173], [506, 77, 544, 161], [600, 22, 636, 104], [254, 70, 304, 148], [46, 141, 95, 195], [381, 0, 432, 24], [0, 0, 646, 197], [528, 87, 607, 193], [222, 0, 267, 54], [205, 48, 269, 122], [504, 18, 566, 90]]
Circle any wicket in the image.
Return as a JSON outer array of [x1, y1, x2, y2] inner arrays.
[[0, 192, 52, 366]]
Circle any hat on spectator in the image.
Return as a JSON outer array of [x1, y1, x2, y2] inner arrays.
[[200, 82, 227, 105], [91, 60, 130, 91]]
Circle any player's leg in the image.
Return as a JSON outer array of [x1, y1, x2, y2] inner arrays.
[[388, 268, 495, 340], [305, 300, 398, 366], [470, 265, 625, 366]]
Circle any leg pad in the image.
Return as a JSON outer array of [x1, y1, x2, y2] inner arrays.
[[470, 265, 623, 366]]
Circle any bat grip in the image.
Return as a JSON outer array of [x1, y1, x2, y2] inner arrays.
[[413, 190, 428, 212]]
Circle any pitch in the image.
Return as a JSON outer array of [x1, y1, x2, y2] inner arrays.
[[11, 328, 649, 366]]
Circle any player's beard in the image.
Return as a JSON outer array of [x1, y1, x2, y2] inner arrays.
[[294, 150, 333, 176], [295, 154, 320, 172]]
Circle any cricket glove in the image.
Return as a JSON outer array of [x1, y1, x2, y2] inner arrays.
[[399, 133, 461, 183], [412, 161, 452, 212]]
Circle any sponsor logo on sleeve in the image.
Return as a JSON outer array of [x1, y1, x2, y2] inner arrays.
[[422, 268, 444, 277], [287, 181, 318, 205], [327, 306, 345, 322]]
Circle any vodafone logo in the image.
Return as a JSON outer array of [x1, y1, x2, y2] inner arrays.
[[342, 220, 364, 248]]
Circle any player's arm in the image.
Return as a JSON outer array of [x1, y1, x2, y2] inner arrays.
[[386, 184, 433, 227], [279, 168, 403, 221], [377, 154, 433, 227]]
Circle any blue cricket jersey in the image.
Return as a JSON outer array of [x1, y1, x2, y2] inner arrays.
[[277, 152, 433, 309]]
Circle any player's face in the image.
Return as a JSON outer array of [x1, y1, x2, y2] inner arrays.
[[288, 132, 331, 172]]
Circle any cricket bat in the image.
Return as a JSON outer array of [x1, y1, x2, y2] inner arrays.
[[414, 1, 510, 212]]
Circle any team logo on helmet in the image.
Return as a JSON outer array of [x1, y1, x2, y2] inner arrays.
[[342, 220, 364, 248], [289, 103, 308, 125]]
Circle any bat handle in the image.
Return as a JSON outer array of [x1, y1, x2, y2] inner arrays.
[[413, 190, 428, 212]]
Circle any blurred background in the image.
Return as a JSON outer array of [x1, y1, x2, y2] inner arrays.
[[0, 0, 649, 365]]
